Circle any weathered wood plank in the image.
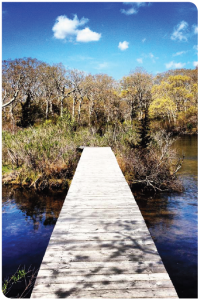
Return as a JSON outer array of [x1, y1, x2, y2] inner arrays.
[[38, 266, 167, 275], [34, 273, 171, 283], [31, 147, 178, 298], [39, 260, 164, 270], [32, 288, 178, 299], [32, 279, 175, 292], [46, 242, 156, 252]]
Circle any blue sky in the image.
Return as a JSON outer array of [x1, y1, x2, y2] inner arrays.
[[2, 2, 198, 80]]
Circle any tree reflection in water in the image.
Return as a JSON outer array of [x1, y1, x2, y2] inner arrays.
[[134, 135, 197, 298], [2, 186, 66, 297]]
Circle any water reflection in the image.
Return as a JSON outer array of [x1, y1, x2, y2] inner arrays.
[[2, 135, 197, 298], [2, 187, 66, 297], [134, 135, 198, 298]]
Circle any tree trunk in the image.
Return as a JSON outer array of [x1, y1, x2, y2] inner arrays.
[[10, 104, 15, 133], [72, 97, 75, 120], [60, 97, 63, 118], [88, 103, 91, 126], [130, 100, 134, 124], [49, 99, 53, 116], [78, 98, 83, 124], [46, 100, 49, 119]]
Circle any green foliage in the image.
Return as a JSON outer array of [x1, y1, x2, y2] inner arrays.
[[177, 106, 198, 133], [2, 63, 197, 192], [3, 268, 27, 295], [2, 165, 13, 174], [149, 97, 176, 121]]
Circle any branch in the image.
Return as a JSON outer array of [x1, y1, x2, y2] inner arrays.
[[2, 90, 19, 108], [19, 268, 38, 298], [172, 155, 184, 178]]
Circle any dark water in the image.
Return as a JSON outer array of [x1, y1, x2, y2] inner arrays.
[[2, 135, 197, 298], [134, 135, 198, 298], [2, 188, 66, 297]]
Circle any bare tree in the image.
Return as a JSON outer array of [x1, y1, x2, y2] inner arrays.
[[121, 68, 153, 122], [66, 69, 86, 121], [2, 58, 42, 128]]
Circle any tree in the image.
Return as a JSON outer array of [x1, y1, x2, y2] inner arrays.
[[167, 75, 192, 113], [38, 63, 58, 119], [137, 106, 151, 148], [88, 74, 117, 135], [66, 69, 86, 121], [151, 72, 197, 129], [2, 58, 42, 128], [121, 68, 153, 122], [53, 63, 71, 118], [149, 97, 177, 124]]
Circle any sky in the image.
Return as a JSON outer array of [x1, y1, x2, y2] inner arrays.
[[2, 2, 198, 80]]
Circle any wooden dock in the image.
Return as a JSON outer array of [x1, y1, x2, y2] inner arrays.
[[31, 147, 178, 298]]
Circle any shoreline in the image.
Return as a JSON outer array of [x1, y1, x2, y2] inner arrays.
[[2, 132, 197, 192]]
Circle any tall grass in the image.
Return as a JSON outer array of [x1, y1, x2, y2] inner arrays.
[[2, 116, 80, 190], [2, 114, 182, 192]]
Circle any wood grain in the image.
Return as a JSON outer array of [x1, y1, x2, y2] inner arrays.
[[31, 147, 178, 298]]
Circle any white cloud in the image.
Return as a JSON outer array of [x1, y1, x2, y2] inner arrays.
[[193, 45, 198, 51], [76, 28, 101, 42], [193, 45, 198, 55], [193, 61, 198, 67], [142, 52, 158, 63], [120, 2, 148, 15], [137, 58, 143, 64], [165, 61, 186, 69], [171, 20, 188, 42], [173, 51, 187, 56], [52, 15, 88, 39], [52, 14, 101, 43], [149, 53, 158, 63], [118, 41, 129, 51], [121, 7, 137, 15], [193, 25, 198, 35], [92, 62, 110, 70], [142, 38, 146, 43]]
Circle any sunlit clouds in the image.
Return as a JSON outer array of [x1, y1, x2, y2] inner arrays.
[[173, 51, 187, 57], [165, 61, 186, 69], [171, 21, 198, 42], [121, 2, 148, 15], [52, 15, 101, 42], [171, 21, 189, 42], [193, 25, 198, 35], [76, 28, 101, 42], [137, 58, 143, 64], [2, 2, 197, 79], [118, 41, 129, 51]]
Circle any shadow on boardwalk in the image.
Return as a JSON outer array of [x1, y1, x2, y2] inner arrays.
[[33, 218, 175, 298], [31, 147, 177, 298]]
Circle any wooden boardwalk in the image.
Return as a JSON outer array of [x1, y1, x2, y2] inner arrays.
[[31, 147, 178, 298]]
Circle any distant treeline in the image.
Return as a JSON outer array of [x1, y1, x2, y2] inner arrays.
[[2, 58, 197, 192], [2, 58, 198, 134]]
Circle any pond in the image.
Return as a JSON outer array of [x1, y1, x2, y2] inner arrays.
[[2, 135, 197, 298], [2, 188, 66, 297], [134, 135, 198, 298]]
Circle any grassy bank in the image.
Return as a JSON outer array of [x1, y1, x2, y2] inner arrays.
[[2, 114, 184, 193], [2, 116, 80, 190]]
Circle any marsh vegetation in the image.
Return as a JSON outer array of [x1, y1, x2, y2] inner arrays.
[[2, 58, 198, 192]]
